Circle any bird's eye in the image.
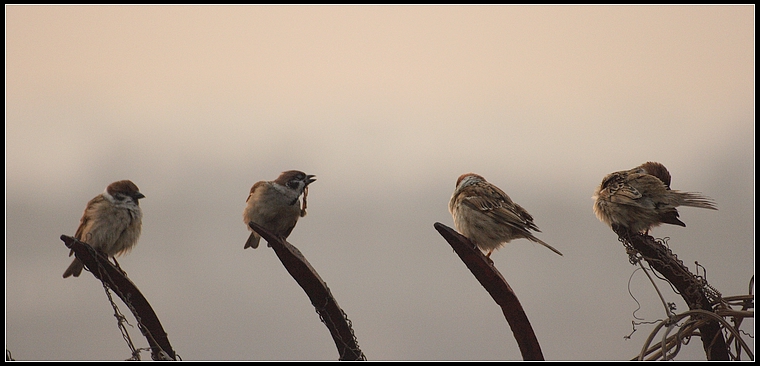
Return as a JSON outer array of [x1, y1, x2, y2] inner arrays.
[[287, 181, 300, 189]]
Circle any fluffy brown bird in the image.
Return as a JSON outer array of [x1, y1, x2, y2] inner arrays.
[[63, 180, 145, 278], [243, 170, 316, 249], [449, 173, 563, 257], [593, 162, 717, 233]]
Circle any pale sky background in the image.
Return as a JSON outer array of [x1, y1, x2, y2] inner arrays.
[[5, 5, 754, 361]]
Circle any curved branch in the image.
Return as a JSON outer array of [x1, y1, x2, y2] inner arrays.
[[60, 235, 177, 361], [433, 222, 544, 361], [248, 222, 365, 361]]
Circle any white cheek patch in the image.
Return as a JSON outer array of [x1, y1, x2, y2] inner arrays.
[[105, 190, 136, 208], [103, 190, 115, 203]]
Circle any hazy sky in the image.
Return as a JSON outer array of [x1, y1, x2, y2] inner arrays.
[[5, 5, 754, 361]]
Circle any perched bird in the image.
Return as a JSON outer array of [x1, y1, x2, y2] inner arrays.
[[63, 180, 145, 278], [243, 170, 316, 249], [449, 173, 563, 257], [593, 162, 717, 233]]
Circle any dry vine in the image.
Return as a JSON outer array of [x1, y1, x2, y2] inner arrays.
[[612, 225, 753, 360]]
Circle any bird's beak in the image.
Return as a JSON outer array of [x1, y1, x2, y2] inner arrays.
[[305, 175, 317, 186], [134, 192, 146, 200]]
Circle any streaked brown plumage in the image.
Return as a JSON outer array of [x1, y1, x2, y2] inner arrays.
[[243, 170, 316, 249], [449, 173, 563, 257], [63, 180, 145, 278], [593, 162, 717, 233], [628, 161, 672, 188]]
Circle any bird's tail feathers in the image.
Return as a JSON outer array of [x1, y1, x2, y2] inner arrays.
[[244, 232, 261, 249], [678, 192, 718, 210], [63, 258, 84, 278], [532, 237, 564, 256]]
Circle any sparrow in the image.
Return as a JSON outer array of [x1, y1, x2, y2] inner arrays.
[[63, 180, 145, 278], [449, 173, 563, 257], [593, 162, 717, 234], [243, 170, 316, 249]]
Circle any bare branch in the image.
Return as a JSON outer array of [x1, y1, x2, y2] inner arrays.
[[433, 222, 544, 361], [60, 235, 177, 361], [248, 222, 365, 361]]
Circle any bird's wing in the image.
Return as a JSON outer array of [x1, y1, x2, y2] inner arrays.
[[246, 181, 267, 203], [74, 195, 106, 241], [462, 185, 536, 231], [606, 173, 646, 206]]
